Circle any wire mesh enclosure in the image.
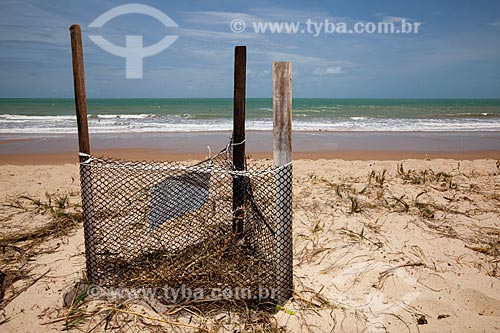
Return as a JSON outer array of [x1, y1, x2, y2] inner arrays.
[[79, 147, 293, 304], [69, 26, 293, 304]]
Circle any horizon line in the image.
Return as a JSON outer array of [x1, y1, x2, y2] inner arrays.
[[1, 97, 500, 100]]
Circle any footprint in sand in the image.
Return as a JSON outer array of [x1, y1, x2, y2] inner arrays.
[[456, 288, 500, 317]]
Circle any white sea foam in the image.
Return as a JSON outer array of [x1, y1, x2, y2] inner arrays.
[[0, 114, 499, 134], [0, 114, 76, 121], [90, 114, 155, 119]]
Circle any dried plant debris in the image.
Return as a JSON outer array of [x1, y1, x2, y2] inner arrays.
[[2, 160, 499, 332], [0, 191, 82, 308], [45, 279, 289, 332]]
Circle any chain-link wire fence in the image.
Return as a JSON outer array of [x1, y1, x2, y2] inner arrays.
[[79, 146, 292, 304]]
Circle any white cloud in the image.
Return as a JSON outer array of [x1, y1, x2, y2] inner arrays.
[[181, 11, 260, 25], [0, 1, 71, 46], [182, 8, 347, 26], [248, 7, 326, 21], [254, 49, 352, 66], [312, 66, 343, 76], [179, 27, 259, 40], [382, 16, 412, 23], [247, 68, 270, 78]]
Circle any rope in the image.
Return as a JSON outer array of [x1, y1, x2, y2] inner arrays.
[[80, 156, 291, 177], [78, 152, 93, 164], [79, 140, 291, 177], [230, 139, 245, 146]]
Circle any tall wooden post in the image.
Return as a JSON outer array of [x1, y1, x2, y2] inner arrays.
[[232, 46, 246, 235], [70, 24, 97, 283], [273, 61, 293, 304], [70, 24, 90, 158]]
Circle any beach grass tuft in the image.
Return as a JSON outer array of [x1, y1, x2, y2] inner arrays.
[[0, 191, 82, 310]]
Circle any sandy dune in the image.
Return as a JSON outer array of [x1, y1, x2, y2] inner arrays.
[[0, 158, 499, 332]]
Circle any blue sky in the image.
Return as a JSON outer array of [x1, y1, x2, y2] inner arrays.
[[1, 0, 499, 98]]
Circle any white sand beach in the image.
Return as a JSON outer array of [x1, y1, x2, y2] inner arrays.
[[0, 158, 499, 332]]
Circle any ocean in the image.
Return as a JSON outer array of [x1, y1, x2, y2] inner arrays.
[[0, 98, 499, 134]]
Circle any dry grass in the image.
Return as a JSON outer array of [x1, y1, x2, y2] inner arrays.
[[43, 282, 289, 332], [48, 278, 341, 333], [0, 191, 82, 310], [2, 160, 499, 332], [2, 192, 82, 246], [291, 160, 500, 331]]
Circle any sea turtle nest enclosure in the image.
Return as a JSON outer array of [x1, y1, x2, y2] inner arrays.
[[79, 149, 292, 303], [70, 25, 293, 304]]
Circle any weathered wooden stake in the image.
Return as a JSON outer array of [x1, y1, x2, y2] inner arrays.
[[232, 46, 246, 235], [273, 61, 293, 304], [273, 62, 292, 167], [70, 24, 97, 283], [70, 24, 90, 158]]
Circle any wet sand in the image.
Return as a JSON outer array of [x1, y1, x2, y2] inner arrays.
[[1, 131, 499, 164]]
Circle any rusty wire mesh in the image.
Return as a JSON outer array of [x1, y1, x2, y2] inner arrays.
[[79, 146, 293, 304]]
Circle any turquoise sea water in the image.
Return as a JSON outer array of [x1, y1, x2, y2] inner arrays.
[[0, 98, 499, 134]]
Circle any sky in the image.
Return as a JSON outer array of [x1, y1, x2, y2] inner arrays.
[[0, 0, 499, 98]]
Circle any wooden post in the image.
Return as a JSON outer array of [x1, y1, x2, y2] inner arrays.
[[272, 61, 293, 304], [69, 24, 97, 283], [232, 46, 246, 235], [70, 24, 90, 158], [273, 62, 292, 167]]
